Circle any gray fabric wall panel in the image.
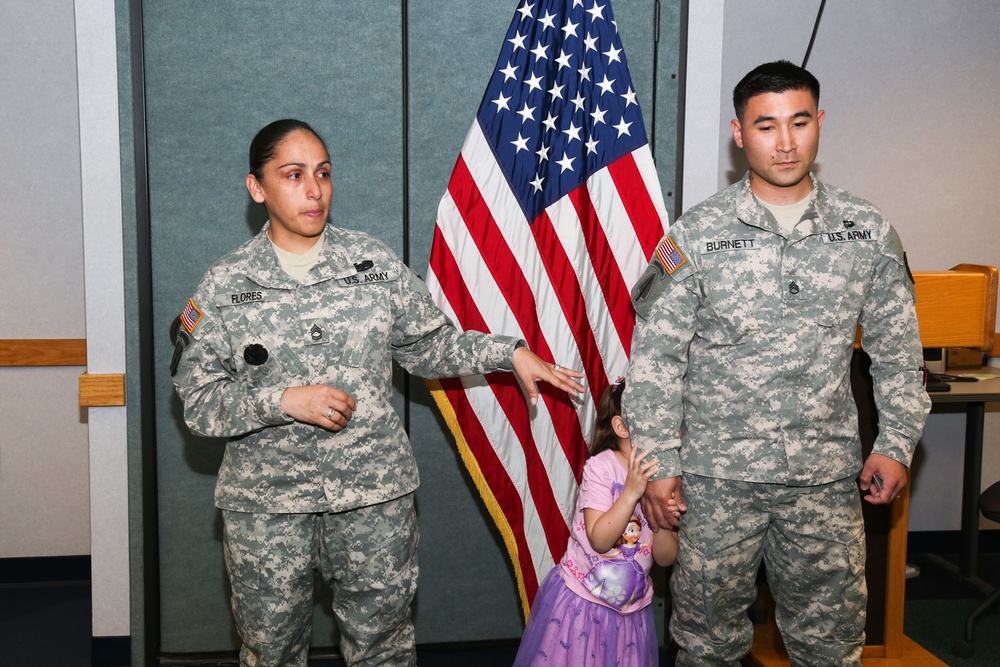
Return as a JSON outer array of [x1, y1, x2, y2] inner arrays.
[[144, 0, 403, 653], [140, 0, 678, 655], [405, 3, 530, 642], [653, 0, 681, 217]]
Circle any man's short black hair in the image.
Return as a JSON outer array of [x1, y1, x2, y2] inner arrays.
[[733, 60, 820, 121]]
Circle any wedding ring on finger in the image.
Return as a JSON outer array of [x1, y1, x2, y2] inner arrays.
[[554, 363, 560, 372], [326, 407, 335, 420]]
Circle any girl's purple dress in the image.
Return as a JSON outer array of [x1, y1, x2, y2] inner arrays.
[[514, 449, 659, 666]]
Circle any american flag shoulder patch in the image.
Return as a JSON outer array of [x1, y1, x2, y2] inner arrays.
[[180, 298, 203, 333], [654, 236, 686, 274]]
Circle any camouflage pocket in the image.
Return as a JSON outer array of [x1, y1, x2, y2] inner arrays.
[[669, 531, 762, 650], [321, 281, 393, 369], [811, 251, 866, 338], [699, 254, 780, 342], [847, 528, 866, 580], [222, 510, 262, 593]]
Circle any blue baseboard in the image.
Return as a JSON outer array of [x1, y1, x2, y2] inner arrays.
[[0, 556, 130, 665], [907, 528, 1000, 554], [0, 555, 90, 584], [93, 635, 131, 667]]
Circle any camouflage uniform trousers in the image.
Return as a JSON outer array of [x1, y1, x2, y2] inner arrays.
[[222, 493, 419, 667], [670, 473, 867, 667]]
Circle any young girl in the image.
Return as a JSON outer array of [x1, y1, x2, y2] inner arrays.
[[514, 380, 679, 667]]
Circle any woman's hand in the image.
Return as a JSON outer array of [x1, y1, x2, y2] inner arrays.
[[280, 385, 357, 431], [511, 346, 584, 405]]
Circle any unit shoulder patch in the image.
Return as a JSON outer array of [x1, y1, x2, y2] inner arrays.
[[631, 262, 667, 320]]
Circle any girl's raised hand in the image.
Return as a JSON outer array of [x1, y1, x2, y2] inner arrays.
[[623, 442, 659, 503]]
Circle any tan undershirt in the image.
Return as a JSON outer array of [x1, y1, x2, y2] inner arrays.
[[759, 194, 812, 236], [270, 229, 324, 282]]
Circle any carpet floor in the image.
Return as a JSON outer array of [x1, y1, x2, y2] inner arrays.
[[3, 551, 999, 666]]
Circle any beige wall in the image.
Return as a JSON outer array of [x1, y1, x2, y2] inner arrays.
[[0, 0, 129, 641], [0, 0, 90, 558]]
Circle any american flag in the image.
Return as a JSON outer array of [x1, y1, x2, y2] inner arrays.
[[655, 235, 686, 273], [180, 298, 202, 333], [425, 0, 668, 616]]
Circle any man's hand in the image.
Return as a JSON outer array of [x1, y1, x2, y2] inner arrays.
[[281, 385, 357, 431], [860, 453, 907, 505], [511, 346, 584, 405], [641, 476, 686, 530]]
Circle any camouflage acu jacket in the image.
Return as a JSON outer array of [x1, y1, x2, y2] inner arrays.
[[172, 223, 519, 512], [622, 174, 930, 485]]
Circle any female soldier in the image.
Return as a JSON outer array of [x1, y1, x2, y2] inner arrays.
[[170, 119, 583, 667]]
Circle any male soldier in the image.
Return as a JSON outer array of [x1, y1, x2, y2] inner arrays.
[[621, 61, 930, 665]]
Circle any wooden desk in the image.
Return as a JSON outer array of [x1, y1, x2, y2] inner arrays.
[[918, 368, 1000, 594]]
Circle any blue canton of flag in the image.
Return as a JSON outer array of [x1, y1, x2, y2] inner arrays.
[[478, 0, 647, 222]]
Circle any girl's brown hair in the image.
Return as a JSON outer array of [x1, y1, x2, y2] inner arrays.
[[589, 380, 625, 456]]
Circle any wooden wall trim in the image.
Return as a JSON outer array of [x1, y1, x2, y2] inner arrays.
[[0, 339, 87, 366]]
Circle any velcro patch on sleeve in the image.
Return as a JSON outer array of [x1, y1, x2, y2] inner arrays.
[[631, 262, 667, 320]]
